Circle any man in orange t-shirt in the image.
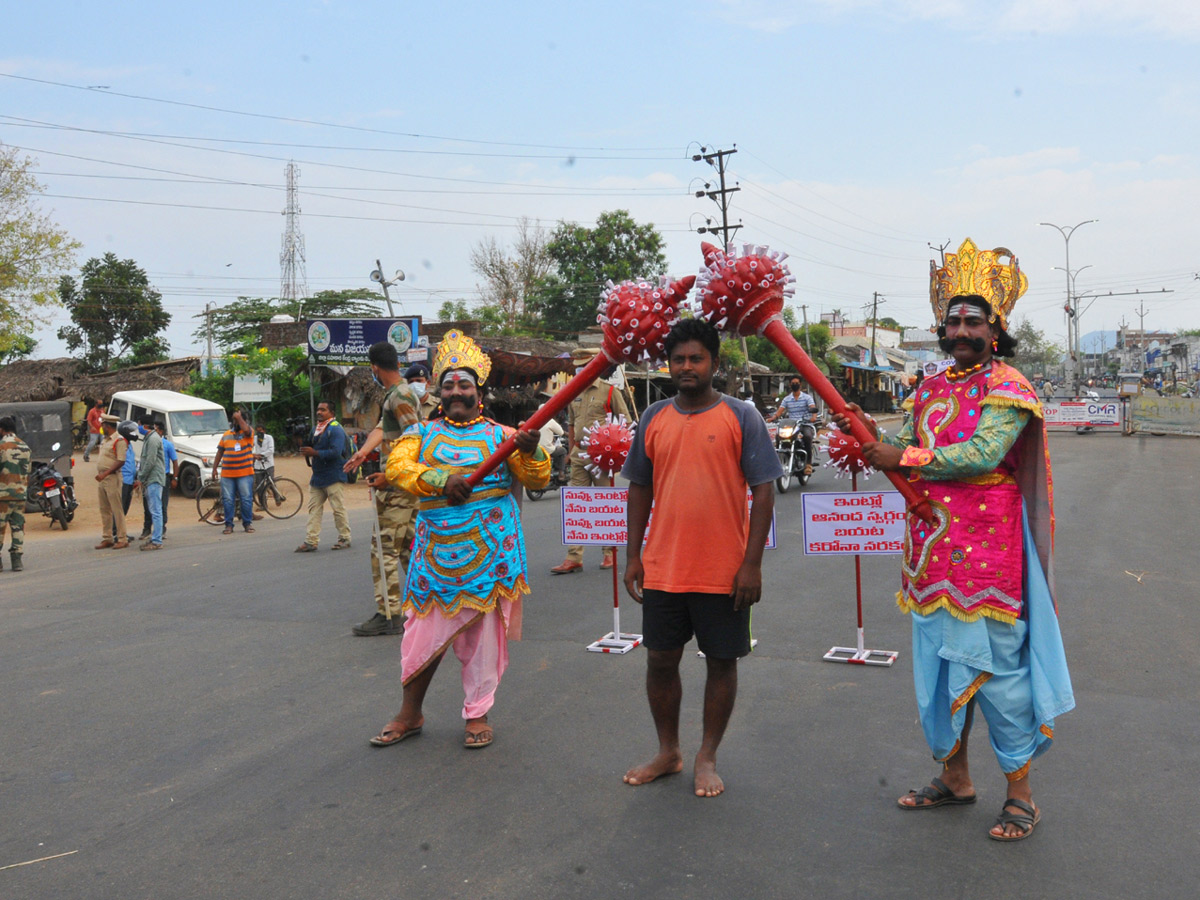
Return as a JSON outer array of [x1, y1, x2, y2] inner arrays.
[[212, 408, 256, 534], [621, 319, 781, 799]]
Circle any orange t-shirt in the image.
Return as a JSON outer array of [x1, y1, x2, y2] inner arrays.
[[622, 396, 782, 594], [218, 428, 255, 478]]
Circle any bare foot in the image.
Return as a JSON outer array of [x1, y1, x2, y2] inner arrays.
[[623, 751, 683, 786], [693, 756, 724, 798]]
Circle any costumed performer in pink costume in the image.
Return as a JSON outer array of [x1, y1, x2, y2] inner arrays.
[[369, 330, 550, 750], [834, 239, 1074, 841]]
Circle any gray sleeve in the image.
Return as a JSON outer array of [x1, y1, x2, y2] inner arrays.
[[727, 397, 784, 485], [620, 400, 669, 485]]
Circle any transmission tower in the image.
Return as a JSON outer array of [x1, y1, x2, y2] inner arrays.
[[280, 161, 309, 314]]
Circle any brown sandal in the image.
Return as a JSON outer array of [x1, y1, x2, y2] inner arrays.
[[368, 719, 422, 747], [463, 717, 493, 749]]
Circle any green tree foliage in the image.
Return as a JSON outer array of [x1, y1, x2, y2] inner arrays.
[[184, 345, 311, 439], [530, 210, 668, 336], [57, 253, 170, 371], [111, 337, 171, 369], [1008, 317, 1062, 379], [745, 321, 833, 374], [0, 334, 37, 364], [192, 288, 386, 351], [0, 145, 80, 355]]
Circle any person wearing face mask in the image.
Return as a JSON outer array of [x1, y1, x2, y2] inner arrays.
[[403, 362, 439, 421], [343, 343, 424, 635], [368, 330, 549, 750], [767, 377, 818, 476]]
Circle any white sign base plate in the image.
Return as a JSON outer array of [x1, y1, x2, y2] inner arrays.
[[587, 632, 643, 655], [823, 645, 898, 666]]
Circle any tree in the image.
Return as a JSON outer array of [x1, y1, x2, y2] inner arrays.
[[57, 253, 171, 371], [192, 288, 387, 351], [468, 218, 552, 333], [1008, 317, 1062, 379], [0, 145, 81, 356], [0, 334, 37, 364], [530, 210, 668, 336], [745, 321, 832, 373], [184, 345, 311, 440]]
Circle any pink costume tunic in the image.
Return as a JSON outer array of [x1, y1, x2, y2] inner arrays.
[[896, 362, 1047, 625]]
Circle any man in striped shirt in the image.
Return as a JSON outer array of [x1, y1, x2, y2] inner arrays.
[[212, 408, 256, 535]]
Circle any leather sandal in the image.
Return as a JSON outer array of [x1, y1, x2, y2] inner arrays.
[[897, 776, 977, 810]]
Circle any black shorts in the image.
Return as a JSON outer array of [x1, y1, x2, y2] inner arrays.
[[641, 589, 752, 660]]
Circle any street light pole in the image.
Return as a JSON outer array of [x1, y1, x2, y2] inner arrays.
[[1052, 264, 1092, 376], [1040, 219, 1097, 396]]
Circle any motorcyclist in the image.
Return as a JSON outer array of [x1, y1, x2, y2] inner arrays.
[[766, 377, 818, 476]]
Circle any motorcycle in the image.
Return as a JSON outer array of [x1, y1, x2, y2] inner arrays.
[[27, 441, 78, 530], [525, 433, 570, 501], [772, 418, 817, 493]]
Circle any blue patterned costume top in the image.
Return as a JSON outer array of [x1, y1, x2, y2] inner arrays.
[[385, 418, 550, 618]]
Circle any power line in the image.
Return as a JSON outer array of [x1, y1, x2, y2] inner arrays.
[[2, 116, 677, 161], [1, 72, 681, 153]]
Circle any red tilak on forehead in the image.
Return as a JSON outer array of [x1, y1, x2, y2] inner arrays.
[[948, 300, 987, 318]]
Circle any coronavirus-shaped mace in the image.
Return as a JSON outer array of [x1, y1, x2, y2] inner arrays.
[[465, 276, 692, 488], [696, 242, 932, 522]]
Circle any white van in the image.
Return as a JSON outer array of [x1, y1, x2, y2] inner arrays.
[[107, 390, 229, 497]]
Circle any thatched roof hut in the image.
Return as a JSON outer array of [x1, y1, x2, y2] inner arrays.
[[0, 357, 201, 405], [0, 358, 85, 402]]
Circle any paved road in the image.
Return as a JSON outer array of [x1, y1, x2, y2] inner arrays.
[[1, 432, 1196, 899]]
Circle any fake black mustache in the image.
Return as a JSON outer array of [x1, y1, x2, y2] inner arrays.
[[938, 336, 986, 354]]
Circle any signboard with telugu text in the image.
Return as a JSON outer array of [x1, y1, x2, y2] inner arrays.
[[800, 491, 906, 555], [306, 317, 422, 366], [559, 486, 775, 549]]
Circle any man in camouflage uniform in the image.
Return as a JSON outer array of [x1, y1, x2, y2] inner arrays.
[[343, 346, 431, 636], [551, 348, 632, 574], [0, 416, 32, 572]]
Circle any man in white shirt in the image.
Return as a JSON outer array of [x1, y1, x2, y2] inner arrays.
[[253, 425, 276, 513]]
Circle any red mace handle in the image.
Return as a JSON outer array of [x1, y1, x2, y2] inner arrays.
[[465, 352, 612, 488], [761, 318, 934, 523]]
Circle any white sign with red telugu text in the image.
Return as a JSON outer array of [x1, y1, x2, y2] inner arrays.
[[800, 491, 907, 555], [560, 486, 776, 549]]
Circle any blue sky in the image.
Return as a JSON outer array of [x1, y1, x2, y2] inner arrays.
[[5, 0, 1198, 358]]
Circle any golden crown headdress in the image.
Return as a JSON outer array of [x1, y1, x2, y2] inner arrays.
[[432, 330, 492, 384], [930, 238, 1028, 330]]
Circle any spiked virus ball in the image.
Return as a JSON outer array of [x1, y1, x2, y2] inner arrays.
[[823, 430, 874, 479], [579, 414, 636, 478], [597, 275, 695, 365], [695, 242, 796, 337]]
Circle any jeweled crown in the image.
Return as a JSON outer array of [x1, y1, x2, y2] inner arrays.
[[432, 330, 492, 384], [930, 238, 1028, 330]]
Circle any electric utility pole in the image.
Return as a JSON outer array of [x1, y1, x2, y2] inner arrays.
[[866, 292, 885, 369], [693, 144, 750, 395]]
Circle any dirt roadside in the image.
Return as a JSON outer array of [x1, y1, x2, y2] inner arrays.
[[23, 452, 375, 540]]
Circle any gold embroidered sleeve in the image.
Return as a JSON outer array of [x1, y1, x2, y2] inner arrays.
[[504, 429, 551, 490], [916, 405, 1030, 480], [385, 433, 446, 497]]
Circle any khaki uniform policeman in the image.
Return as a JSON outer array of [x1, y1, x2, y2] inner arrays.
[[551, 349, 631, 574], [344, 351, 434, 636], [0, 416, 32, 572]]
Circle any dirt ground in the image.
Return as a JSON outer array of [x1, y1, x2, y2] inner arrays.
[[23, 452, 375, 540]]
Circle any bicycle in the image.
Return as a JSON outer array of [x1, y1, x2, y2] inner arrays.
[[196, 471, 304, 525]]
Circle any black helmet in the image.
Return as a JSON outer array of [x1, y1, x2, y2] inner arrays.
[[117, 420, 139, 442]]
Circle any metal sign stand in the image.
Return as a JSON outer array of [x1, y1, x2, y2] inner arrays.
[[823, 471, 898, 667], [587, 475, 642, 655]]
